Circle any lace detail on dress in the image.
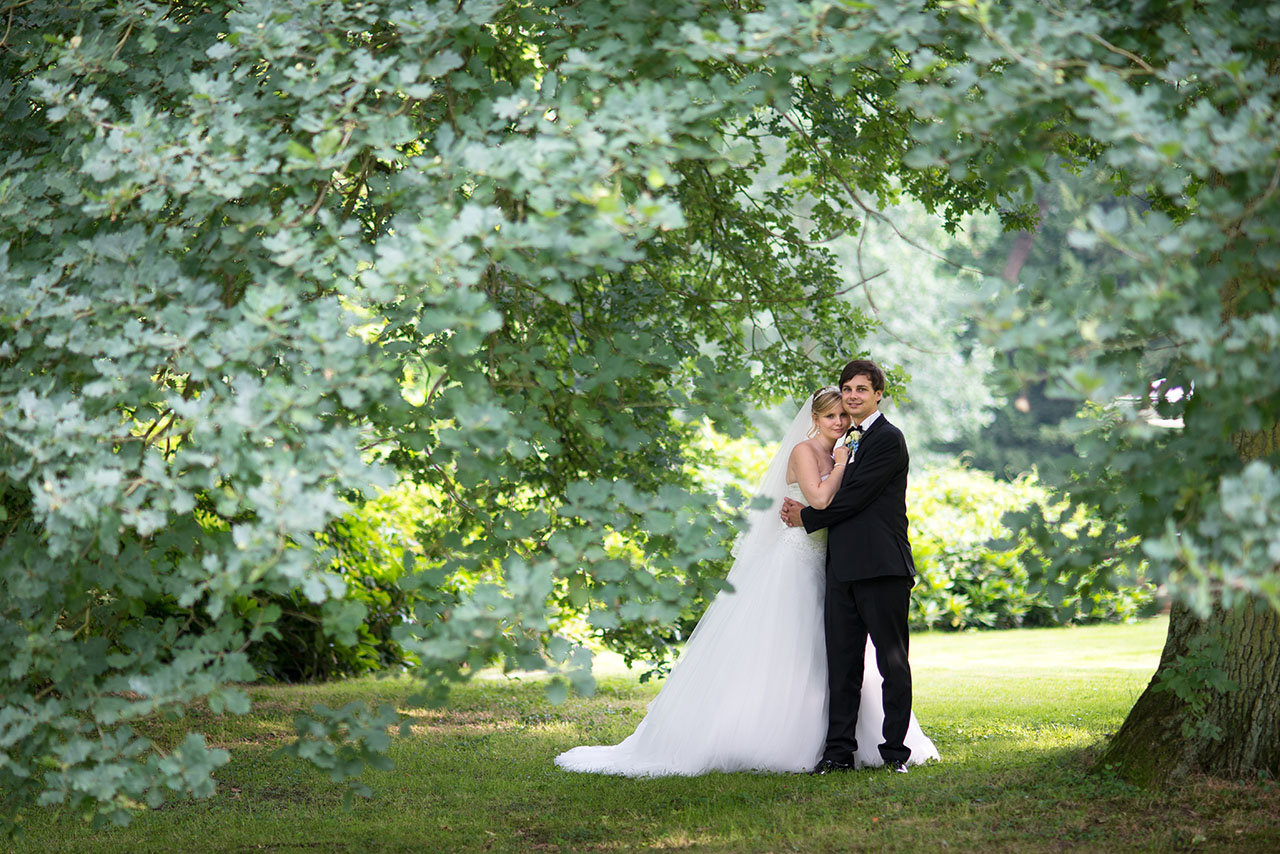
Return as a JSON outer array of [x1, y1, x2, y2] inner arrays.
[[782, 483, 827, 557]]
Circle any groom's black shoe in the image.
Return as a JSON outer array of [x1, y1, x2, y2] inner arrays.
[[810, 758, 854, 775], [884, 760, 909, 774]]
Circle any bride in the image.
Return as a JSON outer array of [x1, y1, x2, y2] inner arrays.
[[555, 387, 939, 776]]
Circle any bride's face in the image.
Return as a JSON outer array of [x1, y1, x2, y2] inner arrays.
[[813, 404, 851, 443]]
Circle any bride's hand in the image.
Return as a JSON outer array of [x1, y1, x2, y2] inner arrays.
[[833, 444, 850, 467], [780, 497, 804, 527]]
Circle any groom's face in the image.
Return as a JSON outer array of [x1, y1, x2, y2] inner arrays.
[[841, 374, 882, 423]]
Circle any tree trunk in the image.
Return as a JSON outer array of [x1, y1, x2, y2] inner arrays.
[[1099, 600, 1280, 785], [1100, 214, 1280, 786]]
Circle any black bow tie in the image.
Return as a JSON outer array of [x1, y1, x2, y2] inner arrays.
[[849, 424, 865, 435]]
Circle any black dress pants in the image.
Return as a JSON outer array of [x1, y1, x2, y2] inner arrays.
[[822, 574, 913, 765]]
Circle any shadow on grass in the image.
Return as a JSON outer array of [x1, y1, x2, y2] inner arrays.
[[12, 621, 1280, 853]]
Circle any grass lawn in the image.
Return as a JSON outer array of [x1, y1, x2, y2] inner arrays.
[[11, 617, 1280, 853]]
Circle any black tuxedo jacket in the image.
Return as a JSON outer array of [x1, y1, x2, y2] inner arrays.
[[799, 414, 916, 584]]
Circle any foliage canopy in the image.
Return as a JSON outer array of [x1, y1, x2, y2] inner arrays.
[[0, 0, 952, 827]]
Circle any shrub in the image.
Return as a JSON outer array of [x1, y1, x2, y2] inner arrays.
[[244, 487, 448, 682], [909, 466, 1156, 630]]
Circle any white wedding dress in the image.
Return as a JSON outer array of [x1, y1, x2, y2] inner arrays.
[[555, 403, 940, 777]]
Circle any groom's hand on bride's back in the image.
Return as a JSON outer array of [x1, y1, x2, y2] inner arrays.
[[780, 497, 804, 527]]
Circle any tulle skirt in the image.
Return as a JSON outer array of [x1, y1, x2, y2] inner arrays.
[[555, 525, 939, 776]]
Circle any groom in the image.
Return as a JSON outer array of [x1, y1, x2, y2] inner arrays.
[[780, 359, 916, 773]]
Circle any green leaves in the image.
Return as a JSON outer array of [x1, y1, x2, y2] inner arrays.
[[1153, 634, 1241, 741], [909, 466, 1153, 630], [281, 701, 399, 802], [4, 1, 891, 828], [889, 1, 1280, 624], [31, 0, 1280, 831], [1141, 462, 1280, 615]]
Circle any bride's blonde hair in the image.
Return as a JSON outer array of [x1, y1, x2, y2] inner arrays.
[[807, 386, 843, 437]]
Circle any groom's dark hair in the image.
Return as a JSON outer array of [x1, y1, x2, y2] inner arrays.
[[839, 359, 885, 393]]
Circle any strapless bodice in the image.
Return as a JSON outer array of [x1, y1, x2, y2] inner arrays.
[[781, 483, 827, 555]]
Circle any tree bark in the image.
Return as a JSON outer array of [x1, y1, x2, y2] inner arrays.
[[1101, 383, 1280, 785], [1099, 601, 1280, 785]]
